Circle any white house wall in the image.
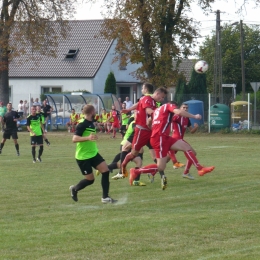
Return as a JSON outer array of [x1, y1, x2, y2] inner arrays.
[[93, 40, 142, 95], [9, 78, 93, 108]]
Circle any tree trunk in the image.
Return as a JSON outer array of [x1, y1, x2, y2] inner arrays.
[[0, 51, 9, 105]]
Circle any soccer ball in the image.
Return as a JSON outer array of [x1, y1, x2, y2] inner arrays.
[[194, 60, 209, 74]]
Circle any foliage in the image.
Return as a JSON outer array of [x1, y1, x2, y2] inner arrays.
[[0, 0, 81, 105], [199, 23, 260, 96], [174, 76, 187, 106], [104, 71, 117, 94]]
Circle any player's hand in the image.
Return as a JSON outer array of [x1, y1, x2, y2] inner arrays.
[[194, 114, 201, 120], [88, 133, 98, 141], [194, 123, 199, 128]]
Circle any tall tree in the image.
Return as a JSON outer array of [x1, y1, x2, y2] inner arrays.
[[199, 24, 260, 95], [101, 0, 260, 87], [104, 71, 117, 94], [0, 0, 80, 105]]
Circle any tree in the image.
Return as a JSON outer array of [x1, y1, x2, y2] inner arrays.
[[100, 0, 260, 87], [104, 71, 117, 94], [199, 24, 260, 95], [0, 1, 80, 105]]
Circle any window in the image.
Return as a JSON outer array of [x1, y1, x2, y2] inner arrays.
[[41, 86, 62, 94], [64, 49, 79, 59]]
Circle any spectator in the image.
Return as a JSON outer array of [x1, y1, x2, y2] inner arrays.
[[17, 100, 24, 118], [24, 100, 29, 117], [118, 97, 123, 109], [41, 99, 52, 132], [33, 98, 41, 106], [123, 96, 133, 109], [0, 101, 7, 132]]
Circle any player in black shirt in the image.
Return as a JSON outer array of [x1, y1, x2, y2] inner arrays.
[[0, 103, 20, 155], [41, 99, 52, 132]]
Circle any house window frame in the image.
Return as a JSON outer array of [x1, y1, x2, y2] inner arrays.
[[41, 86, 63, 94]]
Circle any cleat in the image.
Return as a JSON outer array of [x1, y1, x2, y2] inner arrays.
[[111, 172, 124, 180], [121, 165, 128, 177], [101, 197, 117, 204], [173, 162, 185, 169], [110, 136, 115, 139], [161, 175, 167, 190], [198, 166, 215, 176], [147, 173, 155, 183], [17, 152, 20, 156], [182, 173, 195, 180], [132, 181, 146, 186], [47, 142, 50, 146], [69, 185, 78, 202], [95, 169, 100, 176], [129, 168, 139, 186], [33, 159, 36, 163], [37, 157, 42, 162]]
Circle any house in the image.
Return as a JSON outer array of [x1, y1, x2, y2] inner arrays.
[[9, 20, 143, 107]]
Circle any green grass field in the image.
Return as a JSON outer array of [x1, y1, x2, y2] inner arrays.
[[1, 131, 260, 260]]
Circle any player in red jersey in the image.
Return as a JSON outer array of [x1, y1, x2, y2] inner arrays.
[[168, 103, 199, 179], [106, 105, 120, 138], [129, 101, 215, 189], [120, 84, 168, 177]]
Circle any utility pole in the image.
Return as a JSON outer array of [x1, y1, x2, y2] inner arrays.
[[213, 10, 222, 103], [240, 20, 246, 101]]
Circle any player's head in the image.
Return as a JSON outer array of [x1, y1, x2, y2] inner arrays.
[[0, 101, 3, 106], [7, 102, 12, 110], [142, 83, 154, 95], [122, 102, 126, 109], [36, 105, 41, 112], [111, 105, 115, 110], [180, 103, 188, 111], [83, 104, 95, 116], [31, 106, 37, 115], [152, 87, 168, 102], [71, 108, 75, 114]]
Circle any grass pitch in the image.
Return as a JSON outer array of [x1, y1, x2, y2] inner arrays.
[[0, 132, 260, 260]]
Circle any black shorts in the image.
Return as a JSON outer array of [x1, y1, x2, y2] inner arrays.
[[76, 153, 105, 175], [120, 125, 127, 133], [30, 135, 43, 145], [3, 130, 18, 140], [127, 133, 134, 144]]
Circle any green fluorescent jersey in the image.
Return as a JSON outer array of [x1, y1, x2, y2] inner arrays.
[[121, 113, 129, 125], [75, 119, 98, 160], [27, 114, 43, 136], [36, 112, 45, 123], [120, 120, 135, 145]]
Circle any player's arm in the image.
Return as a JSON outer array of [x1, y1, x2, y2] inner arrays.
[[40, 121, 45, 135], [121, 102, 138, 114], [72, 133, 98, 143], [173, 109, 201, 120], [26, 117, 35, 135], [189, 123, 199, 134]]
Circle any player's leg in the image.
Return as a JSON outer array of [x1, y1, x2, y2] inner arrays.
[[170, 140, 214, 176], [69, 159, 95, 202], [0, 135, 7, 154], [12, 132, 20, 156]]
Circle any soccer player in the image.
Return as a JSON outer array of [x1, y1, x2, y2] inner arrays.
[[129, 102, 215, 188], [69, 104, 117, 204], [120, 84, 167, 177], [99, 108, 109, 133], [36, 105, 51, 146], [106, 105, 120, 138], [0, 103, 20, 155], [66, 108, 79, 133], [27, 106, 46, 163], [119, 102, 130, 138], [169, 102, 199, 179]]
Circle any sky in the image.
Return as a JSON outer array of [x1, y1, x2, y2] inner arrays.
[[74, 0, 260, 52]]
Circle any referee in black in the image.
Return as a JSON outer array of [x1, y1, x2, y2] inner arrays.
[[0, 103, 20, 156]]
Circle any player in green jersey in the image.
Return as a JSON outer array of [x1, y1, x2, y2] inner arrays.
[[69, 104, 117, 204], [119, 102, 130, 138], [27, 106, 46, 163], [36, 105, 50, 146]]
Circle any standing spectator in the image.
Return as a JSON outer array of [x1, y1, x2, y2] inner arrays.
[[0, 101, 7, 132], [0, 103, 20, 156], [123, 96, 133, 109], [41, 99, 52, 132], [29, 97, 34, 107], [33, 98, 41, 106], [27, 106, 45, 163], [17, 100, 24, 118], [117, 97, 123, 109], [23, 100, 29, 117]]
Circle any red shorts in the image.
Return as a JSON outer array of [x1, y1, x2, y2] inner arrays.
[[112, 122, 120, 128], [132, 127, 152, 152], [150, 135, 178, 158]]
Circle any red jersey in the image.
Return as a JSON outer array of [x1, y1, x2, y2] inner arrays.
[[135, 95, 156, 129], [111, 110, 120, 123], [172, 115, 191, 139], [151, 103, 178, 138]]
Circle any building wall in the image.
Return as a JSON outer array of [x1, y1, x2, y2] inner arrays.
[[9, 78, 93, 108], [93, 40, 142, 100]]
